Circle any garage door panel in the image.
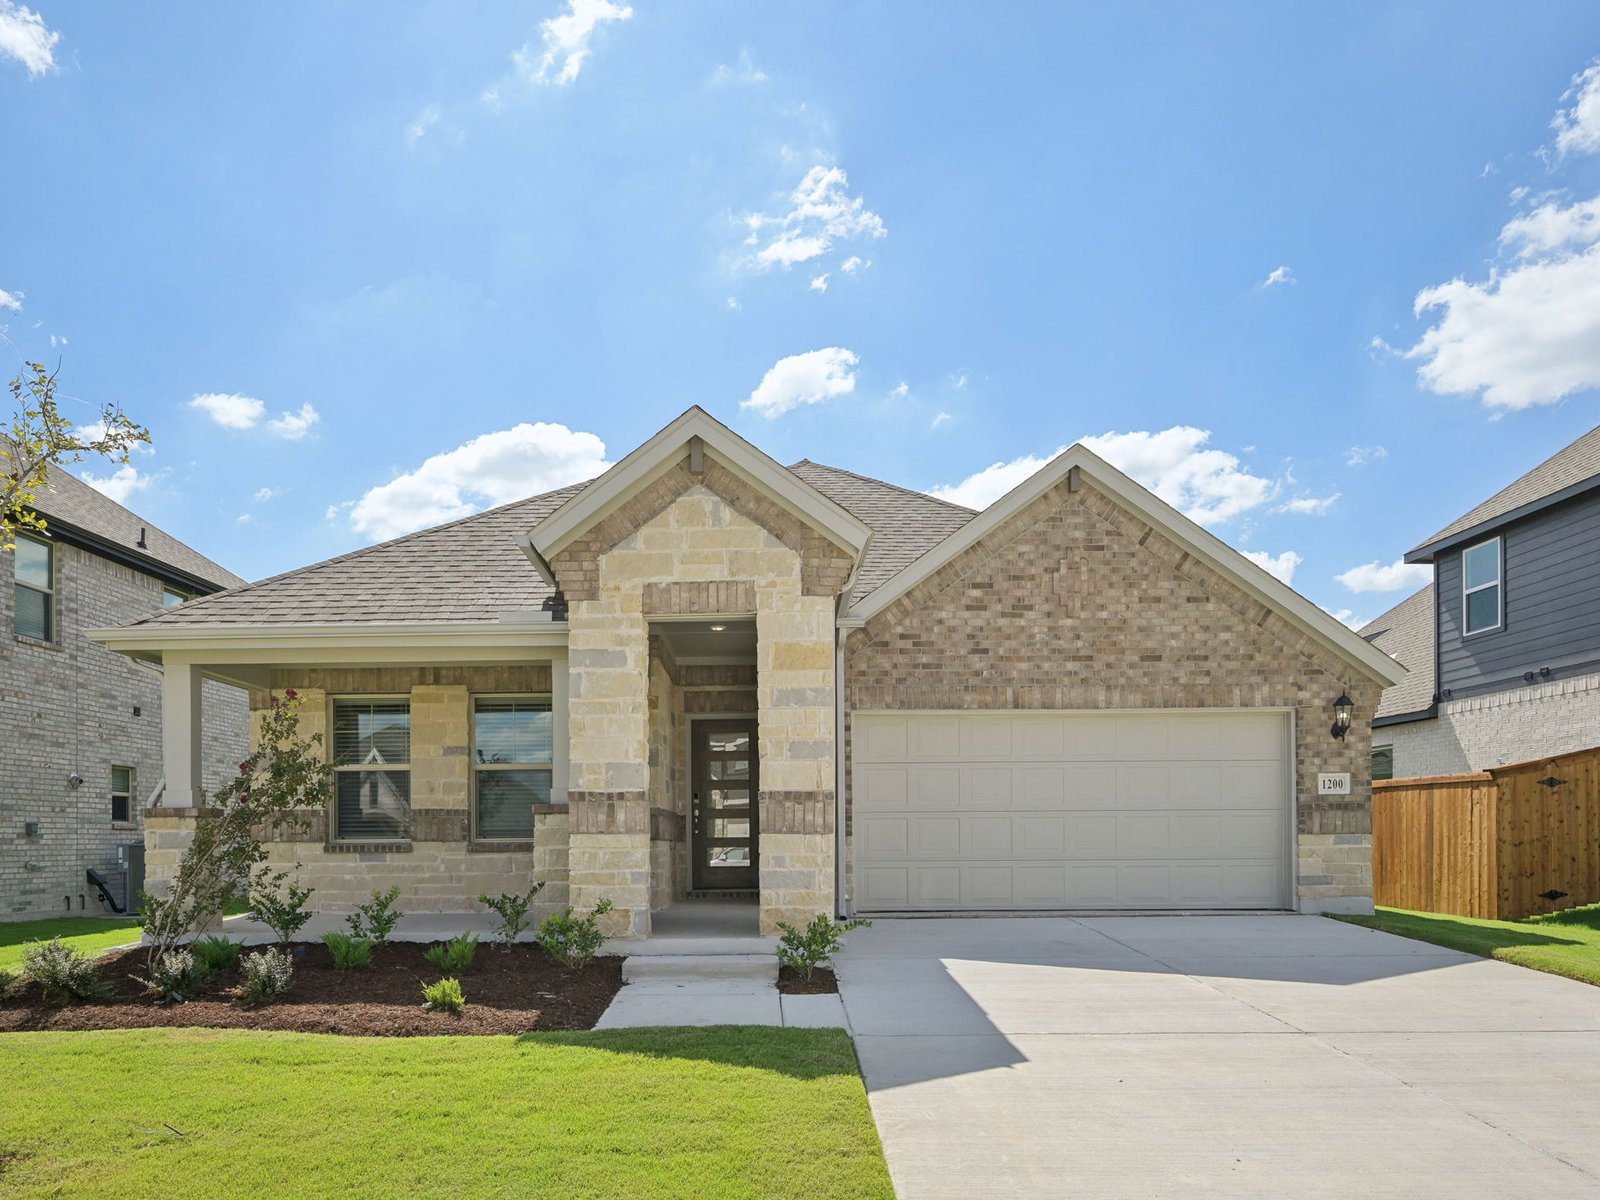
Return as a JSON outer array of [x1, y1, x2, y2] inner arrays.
[[852, 711, 1289, 911]]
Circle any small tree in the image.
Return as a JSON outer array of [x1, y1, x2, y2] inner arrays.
[[3, 361, 150, 550], [139, 692, 333, 970]]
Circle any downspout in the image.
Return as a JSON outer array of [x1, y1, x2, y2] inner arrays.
[[835, 628, 849, 918]]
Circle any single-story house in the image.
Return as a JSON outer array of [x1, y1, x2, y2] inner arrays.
[[92, 408, 1403, 935]]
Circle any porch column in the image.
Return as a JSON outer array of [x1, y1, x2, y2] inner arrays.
[[160, 657, 204, 806]]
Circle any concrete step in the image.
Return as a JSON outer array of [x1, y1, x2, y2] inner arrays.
[[608, 935, 777, 957], [621, 953, 777, 985]]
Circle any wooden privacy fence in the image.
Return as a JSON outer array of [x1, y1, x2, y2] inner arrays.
[[1373, 745, 1600, 920]]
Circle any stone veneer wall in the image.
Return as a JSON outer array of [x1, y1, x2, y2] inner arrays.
[[561, 478, 844, 936], [1376, 670, 1600, 778], [147, 665, 556, 916], [2, 537, 247, 920], [845, 473, 1383, 914]]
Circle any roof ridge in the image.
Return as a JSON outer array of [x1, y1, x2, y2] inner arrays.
[[1358, 582, 1433, 638], [122, 476, 594, 627], [791, 459, 978, 515]]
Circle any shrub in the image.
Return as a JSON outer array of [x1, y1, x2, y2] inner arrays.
[[248, 874, 315, 945], [478, 883, 546, 947], [0, 967, 17, 994], [237, 948, 294, 1005], [136, 948, 207, 1003], [347, 886, 402, 946], [425, 933, 479, 974], [535, 899, 615, 971], [775, 914, 872, 981], [191, 935, 244, 976], [422, 976, 466, 1014], [324, 932, 374, 970], [21, 938, 112, 1004]]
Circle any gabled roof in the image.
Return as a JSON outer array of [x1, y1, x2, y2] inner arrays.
[[848, 443, 1408, 689], [1360, 585, 1436, 723], [1407, 424, 1600, 562], [524, 407, 872, 576], [24, 463, 244, 592]]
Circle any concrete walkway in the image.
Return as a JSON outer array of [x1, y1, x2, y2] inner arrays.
[[836, 914, 1600, 1199], [594, 952, 848, 1029]]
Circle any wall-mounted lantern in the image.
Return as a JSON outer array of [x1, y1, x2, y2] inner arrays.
[[1330, 692, 1354, 741]]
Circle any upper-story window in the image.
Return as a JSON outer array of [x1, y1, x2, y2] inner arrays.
[[14, 534, 53, 641], [1462, 537, 1502, 636], [162, 586, 188, 608]]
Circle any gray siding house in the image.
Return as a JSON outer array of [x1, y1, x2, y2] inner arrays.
[[1362, 424, 1600, 778], [2, 467, 249, 920]]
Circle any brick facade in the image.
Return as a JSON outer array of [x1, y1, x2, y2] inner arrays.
[[845, 472, 1382, 914], [2, 538, 247, 920]]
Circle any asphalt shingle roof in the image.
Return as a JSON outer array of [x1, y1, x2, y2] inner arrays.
[[27, 465, 245, 591], [1360, 584, 1435, 721], [1412, 424, 1600, 556], [118, 461, 978, 629]]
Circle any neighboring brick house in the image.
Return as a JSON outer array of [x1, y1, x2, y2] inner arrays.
[[3, 467, 249, 920], [1362, 424, 1600, 779], [94, 409, 1402, 935]]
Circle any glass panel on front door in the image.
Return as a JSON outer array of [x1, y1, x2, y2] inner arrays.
[[692, 721, 759, 891]]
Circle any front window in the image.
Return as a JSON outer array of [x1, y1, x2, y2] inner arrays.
[[1370, 746, 1393, 782], [473, 697, 553, 840], [332, 699, 412, 841], [14, 534, 52, 640], [1462, 537, 1502, 635], [111, 766, 135, 823]]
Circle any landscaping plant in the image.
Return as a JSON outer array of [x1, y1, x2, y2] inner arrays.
[[135, 948, 207, 1004], [425, 933, 479, 974], [775, 914, 872, 981], [478, 883, 546, 948], [20, 937, 112, 1004], [248, 875, 316, 946], [324, 932, 375, 971], [0, 967, 17, 994], [191, 935, 244, 976], [237, 948, 294, 1006], [347, 886, 402, 946], [535, 899, 615, 971], [138, 692, 333, 972], [422, 977, 466, 1014]]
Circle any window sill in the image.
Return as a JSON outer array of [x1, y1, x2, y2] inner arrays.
[[13, 633, 61, 651], [468, 839, 536, 854], [111, 821, 139, 831], [324, 841, 412, 854]]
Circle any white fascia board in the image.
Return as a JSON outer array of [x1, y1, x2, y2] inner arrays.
[[87, 621, 570, 667], [528, 407, 871, 561], [847, 444, 1408, 690]]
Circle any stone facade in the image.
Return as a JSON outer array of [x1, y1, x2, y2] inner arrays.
[[2, 537, 246, 920], [845, 473, 1382, 915], [1376, 670, 1600, 778]]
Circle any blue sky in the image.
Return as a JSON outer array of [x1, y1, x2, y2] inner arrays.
[[3, 3, 1599, 626]]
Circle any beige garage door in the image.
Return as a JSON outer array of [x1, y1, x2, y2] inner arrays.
[[852, 711, 1291, 911]]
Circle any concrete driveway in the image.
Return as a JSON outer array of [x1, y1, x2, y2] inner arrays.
[[836, 915, 1600, 1199]]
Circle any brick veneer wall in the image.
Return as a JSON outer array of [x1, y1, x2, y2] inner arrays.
[[2, 538, 247, 920], [845, 473, 1384, 913]]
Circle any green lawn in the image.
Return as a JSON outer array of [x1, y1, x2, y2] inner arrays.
[[0, 916, 142, 972], [0, 1026, 894, 1199], [1333, 904, 1600, 986]]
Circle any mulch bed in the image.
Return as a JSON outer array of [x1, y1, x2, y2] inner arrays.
[[776, 965, 837, 995], [0, 942, 623, 1037]]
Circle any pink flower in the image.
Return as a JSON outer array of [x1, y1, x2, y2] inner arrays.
[[284, 688, 298, 700]]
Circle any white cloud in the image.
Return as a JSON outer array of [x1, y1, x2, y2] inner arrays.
[[950, 371, 969, 390], [742, 347, 859, 419], [348, 422, 610, 541], [1335, 558, 1432, 594], [267, 403, 320, 441], [1346, 444, 1388, 467], [190, 392, 265, 431], [235, 513, 253, 525], [405, 104, 441, 148], [1242, 549, 1302, 585], [48, 333, 66, 347], [1321, 606, 1369, 631], [930, 411, 951, 430], [808, 273, 829, 293], [1552, 59, 1600, 158], [1262, 265, 1295, 288], [725, 296, 741, 311], [1275, 492, 1340, 516], [0, 1, 59, 77], [80, 464, 153, 505], [928, 426, 1277, 524], [740, 165, 886, 274], [254, 487, 281, 502], [840, 256, 866, 275], [0, 286, 21, 311], [499, 0, 633, 93], [1500, 194, 1600, 256], [889, 381, 909, 399], [709, 50, 766, 87]]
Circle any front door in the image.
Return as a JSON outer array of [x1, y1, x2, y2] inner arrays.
[[691, 719, 758, 891]]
